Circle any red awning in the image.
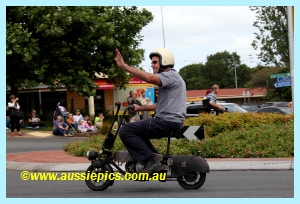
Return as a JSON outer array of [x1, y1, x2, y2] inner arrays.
[[94, 79, 114, 90]]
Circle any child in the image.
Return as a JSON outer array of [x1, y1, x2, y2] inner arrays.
[[67, 113, 78, 130], [84, 119, 96, 132], [77, 119, 88, 133]]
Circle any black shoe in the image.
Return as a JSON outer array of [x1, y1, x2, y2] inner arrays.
[[135, 162, 146, 173], [139, 154, 163, 174]]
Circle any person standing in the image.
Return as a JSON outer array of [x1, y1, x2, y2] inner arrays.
[[7, 95, 23, 137], [139, 90, 151, 119], [206, 84, 224, 115], [114, 47, 186, 174], [6, 105, 11, 129], [130, 94, 142, 121], [127, 91, 134, 105]]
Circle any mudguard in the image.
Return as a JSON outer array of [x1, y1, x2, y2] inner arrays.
[[171, 155, 210, 177], [91, 160, 104, 168]]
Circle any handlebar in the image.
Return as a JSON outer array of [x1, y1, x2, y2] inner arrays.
[[108, 102, 135, 111], [127, 105, 134, 111]]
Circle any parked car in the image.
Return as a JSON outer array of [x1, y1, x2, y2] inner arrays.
[[255, 106, 292, 115], [240, 104, 260, 112], [260, 102, 288, 108], [186, 102, 247, 117]]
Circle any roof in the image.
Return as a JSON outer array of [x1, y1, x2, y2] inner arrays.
[[187, 87, 266, 99]]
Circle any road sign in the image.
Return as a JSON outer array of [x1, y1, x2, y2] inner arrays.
[[274, 81, 291, 88], [270, 73, 290, 78], [276, 76, 291, 83]]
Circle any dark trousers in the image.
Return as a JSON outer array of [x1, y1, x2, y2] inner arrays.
[[10, 115, 21, 132], [119, 117, 182, 163], [52, 128, 69, 136], [215, 108, 224, 115], [29, 122, 45, 127]]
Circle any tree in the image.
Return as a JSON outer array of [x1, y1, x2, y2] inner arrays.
[[6, 6, 153, 96], [246, 66, 291, 101], [201, 51, 251, 88], [250, 6, 291, 101], [178, 63, 205, 90], [250, 6, 289, 67], [246, 66, 279, 89]]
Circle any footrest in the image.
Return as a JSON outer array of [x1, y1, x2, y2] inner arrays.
[[154, 153, 163, 161], [161, 165, 169, 171]]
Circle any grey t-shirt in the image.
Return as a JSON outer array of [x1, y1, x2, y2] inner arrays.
[[155, 69, 186, 123]]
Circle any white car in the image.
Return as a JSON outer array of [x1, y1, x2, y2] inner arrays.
[[186, 101, 247, 117]]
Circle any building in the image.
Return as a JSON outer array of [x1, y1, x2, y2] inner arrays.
[[6, 77, 154, 119], [7, 79, 266, 120], [186, 87, 267, 104]]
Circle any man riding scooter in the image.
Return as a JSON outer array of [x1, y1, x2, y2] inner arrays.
[[114, 47, 186, 174]]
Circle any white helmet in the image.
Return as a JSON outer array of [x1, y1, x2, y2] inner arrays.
[[149, 48, 174, 69]]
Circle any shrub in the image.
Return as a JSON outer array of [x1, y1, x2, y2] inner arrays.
[[63, 113, 294, 158], [184, 112, 293, 138]]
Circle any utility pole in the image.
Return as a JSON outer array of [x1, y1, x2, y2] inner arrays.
[[288, 6, 294, 111], [161, 6, 166, 47]]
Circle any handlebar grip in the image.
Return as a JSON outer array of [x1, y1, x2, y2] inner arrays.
[[127, 105, 135, 111]]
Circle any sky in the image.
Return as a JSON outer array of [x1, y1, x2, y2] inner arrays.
[[138, 6, 261, 72]]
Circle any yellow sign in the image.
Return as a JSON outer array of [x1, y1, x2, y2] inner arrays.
[[113, 77, 155, 116], [186, 97, 204, 102]]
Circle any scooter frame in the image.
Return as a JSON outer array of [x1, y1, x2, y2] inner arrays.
[[85, 102, 210, 191]]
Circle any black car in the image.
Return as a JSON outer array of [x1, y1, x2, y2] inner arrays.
[[255, 106, 292, 115]]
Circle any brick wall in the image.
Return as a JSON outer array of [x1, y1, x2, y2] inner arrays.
[[66, 91, 85, 112], [104, 90, 114, 114]]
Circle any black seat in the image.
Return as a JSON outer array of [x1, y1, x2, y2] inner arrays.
[[166, 129, 183, 156], [202, 99, 213, 113], [168, 129, 183, 138]]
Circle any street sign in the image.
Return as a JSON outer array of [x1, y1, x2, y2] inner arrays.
[[270, 73, 290, 78], [274, 76, 291, 88], [274, 81, 291, 88], [276, 76, 291, 83]]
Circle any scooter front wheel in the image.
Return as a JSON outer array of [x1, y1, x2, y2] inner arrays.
[[85, 164, 114, 191], [177, 172, 206, 190]]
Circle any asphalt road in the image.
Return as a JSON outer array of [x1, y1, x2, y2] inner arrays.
[[6, 134, 294, 198], [6, 170, 293, 198], [6, 136, 86, 154]]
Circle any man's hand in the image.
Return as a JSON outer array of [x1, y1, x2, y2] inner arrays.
[[132, 104, 141, 111], [114, 49, 127, 68], [218, 105, 224, 110]]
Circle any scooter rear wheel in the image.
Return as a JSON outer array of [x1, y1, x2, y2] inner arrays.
[[85, 164, 113, 191], [177, 172, 206, 190]]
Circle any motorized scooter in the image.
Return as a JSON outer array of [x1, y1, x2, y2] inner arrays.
[[85, 102, 210, 191]]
